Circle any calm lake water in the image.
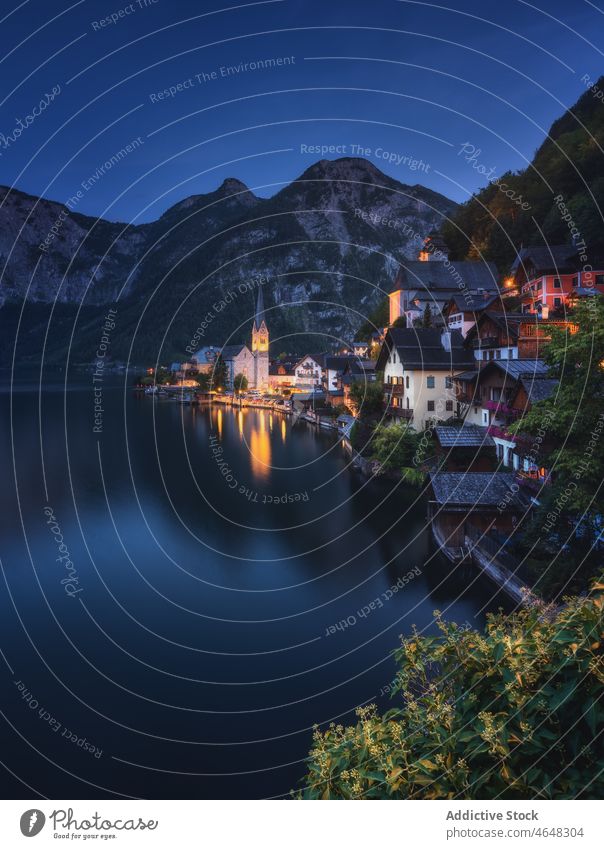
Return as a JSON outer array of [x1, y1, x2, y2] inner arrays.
[[0, 379, 508, 799]]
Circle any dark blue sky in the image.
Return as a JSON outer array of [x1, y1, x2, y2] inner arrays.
[[1, 0, 602, 222]]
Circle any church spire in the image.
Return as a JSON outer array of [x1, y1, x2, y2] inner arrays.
[[254, 284, 265, 330]]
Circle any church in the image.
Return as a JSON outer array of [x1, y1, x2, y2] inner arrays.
[[220, 285, 269, 390]]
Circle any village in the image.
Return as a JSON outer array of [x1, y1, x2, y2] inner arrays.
[[138, 232, 604, 604]]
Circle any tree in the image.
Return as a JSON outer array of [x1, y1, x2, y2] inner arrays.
[[348, 379, 384, 417], [300, 578, 604, 799], [422, 303, 433, 328], [370, 422, 424, 483], [193, 371, 210, 391], [233, 373, 248, 392], [391, 316, 407, 329], [210, 355, 229, 391], [508, 299, 604, 596]]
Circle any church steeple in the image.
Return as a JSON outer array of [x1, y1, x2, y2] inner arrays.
[[252, 285, 269, 354]]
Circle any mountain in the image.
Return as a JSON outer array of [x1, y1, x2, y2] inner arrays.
[[442, 76, 604, 270], [0, 158, 457, 365]]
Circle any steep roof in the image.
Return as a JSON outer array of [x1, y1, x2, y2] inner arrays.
[[435, 426, 495, 448], [390, 259, 499, 294], [253, 284, 267, 328], [376, 327, 475, 371], [486, 359, 550, 379], [516, 376, 558, 404], [465, 311, 525, 343], [445, 293, 500, 313], [511, 245, 578, 275], [429, 472, 522, 507], [221, 343, 248, 360]]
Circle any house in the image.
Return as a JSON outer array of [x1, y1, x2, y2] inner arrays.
[[388, 239, 499, 328], [443, 293, 500, 338], [433, 425, 496, 472], [294, 355, 323, 391], [512, 245, 604, 315], [191, 346, 220, 373], [268, 360, 295, 392], [464, 311, 577, 366], [352, 340, 369, 358], [453, 359, 556, 480], [321, 355, 357, 393], [375, 327, 474, 430], [428, 471, 524, 554]]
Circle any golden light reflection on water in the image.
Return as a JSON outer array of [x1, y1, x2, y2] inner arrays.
[[249, 410, 271, 479], [237, 409, 244, 437], [216, 407, 223, 438], [281, 418, 286, 442]]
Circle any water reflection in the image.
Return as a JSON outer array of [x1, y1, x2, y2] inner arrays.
[[249, 410, 271, 480]]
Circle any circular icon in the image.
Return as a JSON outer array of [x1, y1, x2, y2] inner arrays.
[[19, 810, 46, 837]]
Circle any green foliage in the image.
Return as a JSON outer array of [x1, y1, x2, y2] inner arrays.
[[422, 303, 433, 328], [233, 372, 248, 392], [154, 367, 172, 385], [193, 371, 210, 390], [369, 422, 423, 481], [391, 316, 407, 329], [300, 580, 604, 799], [211, 355, 229, 391], [355, 299, 389, 341], [442, 77, 604, 269], [507, 299, 604, 597], [349, 379, 384, 417]]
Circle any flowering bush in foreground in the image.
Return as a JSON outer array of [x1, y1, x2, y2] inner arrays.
[[300, 581, 604, 799]]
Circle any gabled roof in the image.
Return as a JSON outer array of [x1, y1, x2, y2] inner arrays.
[[445, 293, 500, 313], [485, 359, 550, 379], [511, 245, 578, 275], [221, 343, 249, 360], [435, 426, 495, 448], [465, 310, 525, 343], [429, 472, 522, 507], [515, 376, 558, 405], [390, 259, 499, 294], [294, 353, 324, 369], [323, 355, 357, 370], [376, 327, 475, 371]]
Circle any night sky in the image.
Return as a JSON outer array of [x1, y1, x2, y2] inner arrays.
[[1, 0, 603, 222]]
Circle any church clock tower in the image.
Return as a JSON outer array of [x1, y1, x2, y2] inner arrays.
[[251, 285, 269, 390]]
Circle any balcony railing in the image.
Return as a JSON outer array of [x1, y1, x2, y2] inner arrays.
[[385, 383, 405, 396], [386, 404, 413, 419], [472, 336, 499, 349]]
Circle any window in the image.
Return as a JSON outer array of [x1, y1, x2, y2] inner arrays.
[[508, 348, 514, 358], [406, 397, 410, 409], [427, 400, 435, 412], [405, 375, 409, 389], [446, 400, 453, 412], [426, 376, 435, 388], [595, 274, 604, 287], [572, 276, 578, 288], [554, 297, 561, 307], [495, 349, 501, 359], [482, 410, 489, 425], [445, 376, 452, 389], [553, 277, 561, 289]]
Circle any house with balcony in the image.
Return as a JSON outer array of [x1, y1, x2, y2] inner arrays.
[[442, 292, 500, 338], [512, 245, 604, 315], [464, 310, 578, 366], [453, 359, 557, 493], [293, 355, 324, 391], [376, 327, 474, 430]]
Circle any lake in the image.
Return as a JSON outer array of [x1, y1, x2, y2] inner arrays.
[[0, 379, 508, 799]]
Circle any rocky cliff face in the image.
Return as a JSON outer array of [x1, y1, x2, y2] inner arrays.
[[0, 158, 457, 363]]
